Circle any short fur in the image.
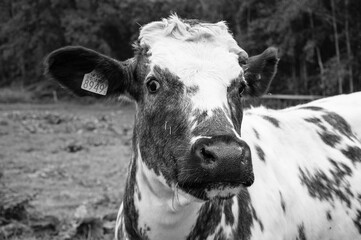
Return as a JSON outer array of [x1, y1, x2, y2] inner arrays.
[[44, 15, 361, 240]]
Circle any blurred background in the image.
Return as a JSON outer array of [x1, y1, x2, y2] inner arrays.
[[0, 1, 360, 239], [0, 0, 361, 102]]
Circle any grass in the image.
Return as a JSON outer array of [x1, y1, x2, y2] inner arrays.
[[0, 102, 134, 239]]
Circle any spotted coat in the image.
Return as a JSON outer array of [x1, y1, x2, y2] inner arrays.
[[44, 15, 361, 240]]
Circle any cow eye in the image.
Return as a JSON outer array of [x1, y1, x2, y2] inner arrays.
[[239, 82, 246, 96], [146, 78, 160, 93]]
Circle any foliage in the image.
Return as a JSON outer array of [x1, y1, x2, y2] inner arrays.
[[0, 87, 33, 103], [0, 0, 360, 96]]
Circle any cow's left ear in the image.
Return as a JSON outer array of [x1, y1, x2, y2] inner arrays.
[[244, 47, 279, 97], [44, 46, 138, 99]]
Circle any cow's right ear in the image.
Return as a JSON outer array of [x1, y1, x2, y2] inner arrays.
[[243, 47, 279, 97], [44, 46, 138, 99]]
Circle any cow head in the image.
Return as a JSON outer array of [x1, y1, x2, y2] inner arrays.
[[45, 16, 278, 201]]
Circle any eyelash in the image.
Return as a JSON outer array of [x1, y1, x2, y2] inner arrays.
[[239, 82, 246, 95]]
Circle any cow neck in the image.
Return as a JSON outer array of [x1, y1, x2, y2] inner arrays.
[[128, 144, 203, 239]]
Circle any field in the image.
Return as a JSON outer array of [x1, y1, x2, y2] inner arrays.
[[0, 96, 316, 240], [0, 102, 136, 240]]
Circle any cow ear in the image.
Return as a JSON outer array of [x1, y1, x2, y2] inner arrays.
[[244, 47, 279, 97], [44, 46, 137, 99]]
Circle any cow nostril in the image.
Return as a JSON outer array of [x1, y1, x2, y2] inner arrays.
[[200, 147, 216, 163]]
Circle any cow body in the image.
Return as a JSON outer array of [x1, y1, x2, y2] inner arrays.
[[114, 92, 361, 240], [44, 15, 361, 240], [242, 93, 361, 240]]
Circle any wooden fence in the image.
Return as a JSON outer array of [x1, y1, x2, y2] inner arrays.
[[244, 94, 323, 109]]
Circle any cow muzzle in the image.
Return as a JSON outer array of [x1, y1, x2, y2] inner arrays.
[[178, 135, 254, 200]]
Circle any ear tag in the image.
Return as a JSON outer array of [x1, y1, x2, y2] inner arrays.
[[81, 70, 108, 95]]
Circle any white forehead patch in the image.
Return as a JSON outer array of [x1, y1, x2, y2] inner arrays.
[[139, 15, 244, 111]]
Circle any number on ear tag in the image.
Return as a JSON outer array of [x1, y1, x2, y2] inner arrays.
[[81, 71, 108, 95]]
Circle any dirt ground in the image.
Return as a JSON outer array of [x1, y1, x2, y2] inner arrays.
[[0, 101, 136, 240]]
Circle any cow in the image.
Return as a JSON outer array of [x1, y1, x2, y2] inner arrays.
[[44, 15, 361, 240]]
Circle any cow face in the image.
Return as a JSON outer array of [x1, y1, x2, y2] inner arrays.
[[45, 16, 278, 201]]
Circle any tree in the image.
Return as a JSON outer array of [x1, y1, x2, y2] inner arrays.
[[0, 0, 360, 96]]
